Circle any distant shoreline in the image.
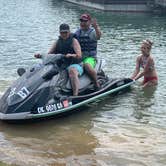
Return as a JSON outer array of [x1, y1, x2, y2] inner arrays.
[[64, 0, 151, 12], [64, 0, 166, 13]]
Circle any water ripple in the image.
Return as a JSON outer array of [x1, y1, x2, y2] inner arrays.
[[0, 0, 166, 165]]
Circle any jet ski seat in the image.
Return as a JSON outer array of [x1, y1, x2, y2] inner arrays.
[[66, 59, 102, 90]]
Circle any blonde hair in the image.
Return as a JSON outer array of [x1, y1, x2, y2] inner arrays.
[[142, 39, 153, 49]]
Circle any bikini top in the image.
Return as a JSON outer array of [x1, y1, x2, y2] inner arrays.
[[139, 55, 154, 70]]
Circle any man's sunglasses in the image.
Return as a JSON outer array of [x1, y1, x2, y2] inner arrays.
[[80, 19, 88, 22], [60, 31, 68, 34]]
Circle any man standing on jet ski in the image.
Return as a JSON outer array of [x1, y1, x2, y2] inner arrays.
[[35, 23, 83, 96], [74, 13, 102, 89]]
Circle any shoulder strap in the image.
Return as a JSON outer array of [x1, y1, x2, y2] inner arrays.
[[87, 28, 93, 35]]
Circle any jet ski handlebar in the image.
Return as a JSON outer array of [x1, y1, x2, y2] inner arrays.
[[42, 54, 65, 66]]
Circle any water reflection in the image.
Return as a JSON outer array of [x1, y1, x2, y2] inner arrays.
[[91, 85, 166, 166], [132, 84, 157, 122], [0, 111, 98, 165], [0, 0, 166, 165]]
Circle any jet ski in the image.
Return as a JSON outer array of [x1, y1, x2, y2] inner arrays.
[[0, 54, 134, 121]]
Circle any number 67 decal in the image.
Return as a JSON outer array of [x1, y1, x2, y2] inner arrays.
[[17, 87, 30, 99]]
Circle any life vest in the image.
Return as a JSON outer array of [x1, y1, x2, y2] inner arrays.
[[74, 28, 97, 58], [55, 34, 75, 55], [55, 34, 81, 65]]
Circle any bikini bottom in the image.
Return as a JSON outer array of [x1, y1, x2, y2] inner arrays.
[[143, 76, 158, 84]]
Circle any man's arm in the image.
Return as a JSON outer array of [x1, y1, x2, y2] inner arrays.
[[66, 38, 81, 59], [91, 18, 101, 40], [73, 38, 81, 58], [48, 41, 57, 54], [34, 41, 57, 59]]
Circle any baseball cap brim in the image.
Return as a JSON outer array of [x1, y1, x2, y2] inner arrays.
[[80, 18, 88, 21], [60, 30, 69, 32]]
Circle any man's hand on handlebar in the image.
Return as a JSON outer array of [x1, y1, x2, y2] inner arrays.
[[34, 53, 42, 59], [65, 53, 76, 58]]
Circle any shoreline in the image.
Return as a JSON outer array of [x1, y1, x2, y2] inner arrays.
[[64, 0, 152, 12], [64, 0, 166, 13]]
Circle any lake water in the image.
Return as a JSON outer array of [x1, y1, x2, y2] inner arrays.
[[0, 0, 166, 165]]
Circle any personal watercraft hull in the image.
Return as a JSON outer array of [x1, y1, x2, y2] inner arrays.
[[0, 54, 134, 121], [0, 79, 134, 121]]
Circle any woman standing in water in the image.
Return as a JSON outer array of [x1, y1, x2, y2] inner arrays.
[[131, 39, 158, 87]]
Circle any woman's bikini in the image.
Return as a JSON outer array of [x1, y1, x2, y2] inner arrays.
[[139, 56, 158, 84]]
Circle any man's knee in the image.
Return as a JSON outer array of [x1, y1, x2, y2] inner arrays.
[[84, 63, 96, 73], [69, 67, 78, 78], [84, 63, 92, 71]]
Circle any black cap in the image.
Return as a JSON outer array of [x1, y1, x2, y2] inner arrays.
[[59, 23, 70, 32]]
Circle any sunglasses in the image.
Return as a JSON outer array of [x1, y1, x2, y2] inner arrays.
[[60, 31, 68, 34], [80, 19, 88, 22]]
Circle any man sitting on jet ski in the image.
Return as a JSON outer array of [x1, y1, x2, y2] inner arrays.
[[74, 13, 102, 90], [34, 23, 83, 96]]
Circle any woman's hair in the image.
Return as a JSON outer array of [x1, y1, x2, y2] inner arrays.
[[142, 39, 153, 49]]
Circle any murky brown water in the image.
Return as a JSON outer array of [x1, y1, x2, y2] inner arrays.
[[0, 0, 166, 165]]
